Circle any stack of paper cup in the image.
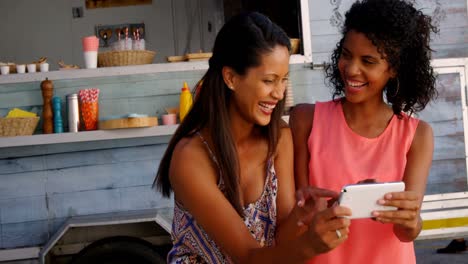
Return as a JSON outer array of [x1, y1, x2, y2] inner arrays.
[[82, 36, 99, 69], [0, 66, 9, 75], [16, 64, 26, 74]]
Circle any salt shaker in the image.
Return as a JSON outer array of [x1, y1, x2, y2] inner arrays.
[[67, 93, 80, 132]]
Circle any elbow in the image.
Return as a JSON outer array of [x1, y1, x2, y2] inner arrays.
[[394, 223, 422, 242], [396, 233, 419, 242]]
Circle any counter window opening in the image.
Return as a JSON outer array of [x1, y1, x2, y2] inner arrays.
[[223, 0, 312, 64], [0, 0, 312, 71]]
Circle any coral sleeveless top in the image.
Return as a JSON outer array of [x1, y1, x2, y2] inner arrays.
[[167, 132, 278, 263], [307, 100, 419, 264]]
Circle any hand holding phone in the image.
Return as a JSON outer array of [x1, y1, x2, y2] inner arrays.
[[337, 181, 405, 219]]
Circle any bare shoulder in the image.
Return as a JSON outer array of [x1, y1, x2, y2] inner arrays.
[[170, 135, 218, 185], [289, 103, 315, 137], [278, 126, 293, 146], [413, 120, 434, 146], [290, 103, 315, 120], [407, 119, 434, 157], [172, 136, 203, 162]]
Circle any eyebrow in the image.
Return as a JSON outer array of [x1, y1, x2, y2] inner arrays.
[[264, 72, 290, 77], [342, 47, 378, 60]]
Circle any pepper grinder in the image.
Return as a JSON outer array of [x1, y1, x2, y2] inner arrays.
[[41, 78, 54, 134]]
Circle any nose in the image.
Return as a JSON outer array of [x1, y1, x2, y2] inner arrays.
[[344, 60, 361, 76], [272, 82, 286, 100]]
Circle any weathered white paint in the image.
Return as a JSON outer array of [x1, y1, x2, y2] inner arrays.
[[418, 192, 468, 240], [423, 191, 468, 201], [300, 0, 312, 62], [0, 246, 40, 262], [435, 66, 468, 186]]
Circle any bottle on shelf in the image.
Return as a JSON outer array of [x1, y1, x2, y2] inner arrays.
[[52, 96, 63, 133], [179, 82, 193, 122], [67, 93, 80, 132]]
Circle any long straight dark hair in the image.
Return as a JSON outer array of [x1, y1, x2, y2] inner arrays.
[[153, 12, 291, 216]]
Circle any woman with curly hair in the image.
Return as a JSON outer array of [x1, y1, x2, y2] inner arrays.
[[289, 0, 438, 263]]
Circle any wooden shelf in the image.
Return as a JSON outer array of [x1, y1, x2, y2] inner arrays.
[[0, 62, 209, 84], [1, 116, 290, 149], [0, 125, 178, 148], [0, 55, 308, 85], [1, 116, 289, 159]]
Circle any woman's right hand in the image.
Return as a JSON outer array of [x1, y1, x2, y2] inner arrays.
[[305, 205, 351, 254], [295, 186, 351, 254], [295, 186, 339, 226]]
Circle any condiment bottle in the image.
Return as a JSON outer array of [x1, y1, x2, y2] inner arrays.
[[52, 96, 63, 133], [40, 78, 54, 134], [67, 93, 80, 132], [179, 82, 193, 122]]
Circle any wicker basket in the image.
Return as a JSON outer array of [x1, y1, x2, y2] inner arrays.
[[0, 117, 40, 137], [98, 50, 156, 67]]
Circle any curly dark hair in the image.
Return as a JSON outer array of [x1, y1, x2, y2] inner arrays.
[[326, 0, 438, 116]]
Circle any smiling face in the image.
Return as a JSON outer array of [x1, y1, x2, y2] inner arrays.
[[338, 30, 395, 104], [224, 45, 290, 126]]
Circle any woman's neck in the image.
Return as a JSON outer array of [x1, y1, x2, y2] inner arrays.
[[230, 114, 257, 146], [341, 98, 394, 138], [342, 98, 391, 121]]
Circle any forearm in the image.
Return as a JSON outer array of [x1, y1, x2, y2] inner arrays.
[[275, 206, 308, 244], [241, 234, 316, 264], [393, 215, 422, 242]]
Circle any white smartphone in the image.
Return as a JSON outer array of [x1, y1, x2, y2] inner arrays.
[[337, 181, 405, 219]]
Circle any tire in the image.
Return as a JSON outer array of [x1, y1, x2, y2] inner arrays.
[[70, 236, 166, 264]]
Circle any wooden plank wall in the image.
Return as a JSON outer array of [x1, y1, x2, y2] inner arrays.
[[0, 144, 173, 248], [0, 70, 205, 249], [308, 0, 468, 63], [418, 72, 468, 194]]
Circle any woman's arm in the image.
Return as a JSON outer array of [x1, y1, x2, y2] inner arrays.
[[274, 127, 305, 241], [170, 135, 350, 264], [289, 104, 315, 189], [275, 127, 341, 242], [373, 120, 434, 241]]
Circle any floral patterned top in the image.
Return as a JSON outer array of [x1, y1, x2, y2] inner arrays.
[[167, 133, 278, 263]]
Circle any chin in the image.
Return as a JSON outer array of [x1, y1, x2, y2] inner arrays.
[[256, 116, 272, 126], [344, 91, 364, 102]]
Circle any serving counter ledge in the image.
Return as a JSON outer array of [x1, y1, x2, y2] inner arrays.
[[0, 125, 178, 158]]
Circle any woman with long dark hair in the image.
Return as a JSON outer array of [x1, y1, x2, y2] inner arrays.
[[154, 12, 351, 263]]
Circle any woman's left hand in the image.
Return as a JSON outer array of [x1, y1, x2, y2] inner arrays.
[[372, 191, 421, 230]]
